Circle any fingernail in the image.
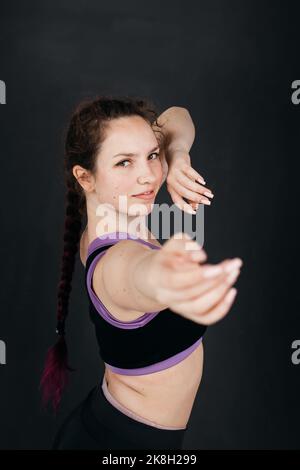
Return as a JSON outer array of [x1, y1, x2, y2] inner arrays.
[[204, 191, 214, 198], [186, 240, 201, 251], [197, 178, 206, 185], [202, 265, 223, 278], [224, 258, 243, 272], [201, 199, 211, 205], [226, 269, 240, 284], [184, 205, 196, 215], [188, 208, 197, 214], [224, 288, 237, 304], [190, 251, 204, 261]]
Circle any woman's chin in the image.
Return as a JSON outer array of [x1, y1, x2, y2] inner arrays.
[[127, 201, 155, 217]]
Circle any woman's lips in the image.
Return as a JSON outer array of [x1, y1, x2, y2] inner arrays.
[[132, 190, 155, 200]]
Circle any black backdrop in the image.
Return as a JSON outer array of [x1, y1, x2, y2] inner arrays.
[[0, 0, 299, 450]]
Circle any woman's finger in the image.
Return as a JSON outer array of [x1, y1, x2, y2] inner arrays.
[[179, 164, 206, 185], [156, 257, 242, 300], [188, 200, 199, 211], [168, 179, 211, 205], [175, 170, 214, 200], [160, 261, 206, 290], [167, 186, 197, 214], [157, 266, 240, 304], [159, 269, 240, 303], [168, 267, 240, 317], [162, 253, 207, 271], [193, 288, 238, 325]]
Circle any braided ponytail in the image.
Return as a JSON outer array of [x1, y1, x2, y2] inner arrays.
[[39, 179, 83, 413], [39, 94, 165, 413]]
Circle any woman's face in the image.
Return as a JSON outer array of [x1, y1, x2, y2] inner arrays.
[[94, 115, 164, 216]]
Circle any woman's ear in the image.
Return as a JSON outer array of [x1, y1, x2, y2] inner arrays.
[[72, 165, 95, 193]]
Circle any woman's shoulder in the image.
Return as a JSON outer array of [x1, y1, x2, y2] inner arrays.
[[86, 231, 160, 322], [79, 225, 162, 268]]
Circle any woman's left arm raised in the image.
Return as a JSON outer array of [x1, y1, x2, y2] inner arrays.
[[154, 106, 214, 214]]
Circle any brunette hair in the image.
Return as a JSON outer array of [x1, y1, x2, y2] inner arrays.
[[39, 94, 165, 413]]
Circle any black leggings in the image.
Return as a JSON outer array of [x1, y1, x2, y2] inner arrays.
[[52, 381, 187, 450]]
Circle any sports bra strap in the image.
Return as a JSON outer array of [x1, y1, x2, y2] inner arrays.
[[87, 231, 161, 258], [84, 232, 161, 329]]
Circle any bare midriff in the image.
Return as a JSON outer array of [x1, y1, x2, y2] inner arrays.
[[104, 341, 204, 428]]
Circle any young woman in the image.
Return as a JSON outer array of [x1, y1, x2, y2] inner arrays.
[[40, 95, 242, 450]]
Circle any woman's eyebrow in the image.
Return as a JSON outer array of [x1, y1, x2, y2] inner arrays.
[[112, 145, 160, 158]]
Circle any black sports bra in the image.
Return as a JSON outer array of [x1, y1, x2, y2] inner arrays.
[[84, 231, 207, 376]]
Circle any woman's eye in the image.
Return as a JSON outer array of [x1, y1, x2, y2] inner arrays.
[[116, 152, 159, 167], [149, 152, 160, 160], [116, 159, 130, 167]]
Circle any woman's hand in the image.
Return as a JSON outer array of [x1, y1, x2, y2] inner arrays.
[[147, 233, 242, 325], [152, 106, 214, 214], [165, 149, 214, 214]]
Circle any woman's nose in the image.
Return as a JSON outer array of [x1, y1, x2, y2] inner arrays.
[[137, 167, 156, 184]]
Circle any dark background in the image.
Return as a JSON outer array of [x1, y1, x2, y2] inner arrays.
[[0, 0, 299, 449]]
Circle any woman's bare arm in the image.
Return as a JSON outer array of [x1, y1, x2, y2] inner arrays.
[[155, 106, 195, 160], [94, 240, 170, 314], [154, 107, 214, 212], [95, 234, 242, 325]]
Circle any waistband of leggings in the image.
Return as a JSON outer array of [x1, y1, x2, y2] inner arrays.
[[81, 384, 187, 449], [101, 375, 186, 431]]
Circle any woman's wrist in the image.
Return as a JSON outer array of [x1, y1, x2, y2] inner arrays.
[[165, 146, 191, 166], [157, 107, 195, 163]]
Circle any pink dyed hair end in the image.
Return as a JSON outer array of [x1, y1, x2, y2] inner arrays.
[[39, 335, 75, 414]]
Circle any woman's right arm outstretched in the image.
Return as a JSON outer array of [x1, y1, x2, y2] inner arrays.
[[96, 233, 242, 325]]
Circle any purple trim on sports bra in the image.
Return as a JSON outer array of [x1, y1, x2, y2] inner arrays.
[[104, 336, 204, 376], [86, 231, 162, 329], [87, 231, 161, 257]]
